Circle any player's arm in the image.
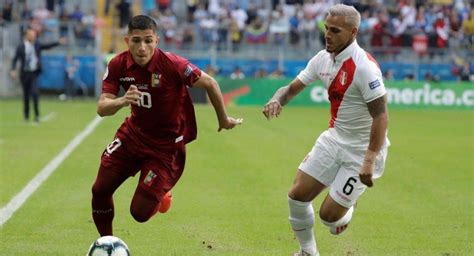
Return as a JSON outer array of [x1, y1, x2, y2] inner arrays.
[[192, 71, 243, 131], [262, 78, 306, 120], [359, 94, 389, 187], [97, 85, 141, 117]]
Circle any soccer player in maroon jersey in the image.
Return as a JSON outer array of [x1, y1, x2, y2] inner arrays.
[[91, 15, 242, 236]]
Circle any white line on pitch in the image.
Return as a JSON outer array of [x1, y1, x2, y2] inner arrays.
[[0, 115, 103, 227], [40, 112, 56, 122]]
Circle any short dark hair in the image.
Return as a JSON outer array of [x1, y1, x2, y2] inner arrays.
[[128, 15, 157, 33]]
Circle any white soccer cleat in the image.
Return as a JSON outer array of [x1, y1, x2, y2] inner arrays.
[[293, 250, 320, 256], [329, 223, 349, 235]]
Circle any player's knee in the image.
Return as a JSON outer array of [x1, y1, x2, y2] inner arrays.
[[91, 182, 108, 197]]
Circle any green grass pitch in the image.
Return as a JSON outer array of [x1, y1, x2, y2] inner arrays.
[[0, 99, 472, 255]]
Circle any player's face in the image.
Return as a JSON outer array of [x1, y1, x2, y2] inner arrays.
[[126, 29, 159, 67], [324, 15, 356, 55]]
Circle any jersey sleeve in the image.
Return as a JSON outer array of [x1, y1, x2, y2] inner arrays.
[[356, 60, 386, 103], [101, 56, 122, 95], [296, 52, 322, 86], [166, 53, 202, 87]]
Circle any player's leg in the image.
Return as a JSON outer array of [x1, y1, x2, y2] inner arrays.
[[319, 172, 363, 235], [91, 137, 136, 236], [91, 165, 128, 236], [319, 146, 388, 235], [20, 76, 31, 121], [288, 170, 326, 256], [289, 131, 340, 256], [319, 194, 355, 235], [30, 75, 40, 122], [129, 146, 185, 222]]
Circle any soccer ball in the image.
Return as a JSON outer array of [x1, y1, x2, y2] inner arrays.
[[87, 236, 130, 256]]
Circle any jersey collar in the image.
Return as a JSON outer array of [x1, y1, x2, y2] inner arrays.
[[332, 40, 359, 63]]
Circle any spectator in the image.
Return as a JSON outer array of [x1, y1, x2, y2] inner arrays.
[[461, 9, 474, 48], [300, 12, 316, 49], [459, 61, 472, 82], [216, 12, 231, 50], [204, 64, 219, 76], [254, 68, 268, 78], [69, 5, 84, 22], [269, 5, 289, 46], [2, 2, 13, 23], [245, 16, 268, 44], [269, 68, 284, 79], [230, 66, 246, 79], [289, 5, 301, 46], [448, 9, 463, 48], [434, 13, 448, 48], [65, 55, 88, 99], [157, 0, 170, 13], [231, 5, 248, 44], [116, 0, 131, 29], [160, 9, 177, 45]]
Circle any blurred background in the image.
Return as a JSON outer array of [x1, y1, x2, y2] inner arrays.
[[0, 0, 473, 98]]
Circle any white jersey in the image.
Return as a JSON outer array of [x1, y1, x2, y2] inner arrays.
[[297, 40, 389, 147]]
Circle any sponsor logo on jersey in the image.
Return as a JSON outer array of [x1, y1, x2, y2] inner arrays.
[[137, 84, 148, 90], [151, 73, 161, 87], [119, 77, 135, 82], [144, 170, 157, 186], [184, 65, 193, 77], [369, 79, 381, 89]]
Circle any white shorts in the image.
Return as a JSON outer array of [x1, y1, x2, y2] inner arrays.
[[298, 130, 388, 208]]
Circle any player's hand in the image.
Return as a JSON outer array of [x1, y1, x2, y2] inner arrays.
[[262, 99, 282, 120], [9, 70, 17, 80], [359, 162, 375, 187], [218, 117, 243, 132], [123, 85, 142, 106]]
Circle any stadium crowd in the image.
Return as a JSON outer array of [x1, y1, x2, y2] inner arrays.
[[1, 0, 472, 81], [143, 0, 474, 53], [2, 0, 472, 51]]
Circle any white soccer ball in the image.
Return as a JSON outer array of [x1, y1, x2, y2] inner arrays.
[[87, 236, 130, 256]]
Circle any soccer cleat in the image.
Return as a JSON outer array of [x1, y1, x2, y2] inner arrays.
[[158, 191, 172, 213], [293, 250, 319, 256], [330, 223, 348, 235]]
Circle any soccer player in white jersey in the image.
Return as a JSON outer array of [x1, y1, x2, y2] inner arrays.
[[262, 4, 389, 256]]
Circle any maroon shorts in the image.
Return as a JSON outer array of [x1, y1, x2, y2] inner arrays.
[[99, 132, 186, 200]]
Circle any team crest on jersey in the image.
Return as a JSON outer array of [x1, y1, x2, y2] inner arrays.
[[151, 73, 161, 87], [339, 71, 347, 85], [144, 170, 157, 186]]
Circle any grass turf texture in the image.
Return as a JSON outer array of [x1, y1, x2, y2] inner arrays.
[[0, 99, 472, 255]]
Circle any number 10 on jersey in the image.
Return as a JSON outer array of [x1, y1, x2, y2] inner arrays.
[[137, 92, 152, 108]]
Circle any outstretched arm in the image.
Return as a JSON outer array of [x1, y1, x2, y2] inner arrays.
[[192, 72, 243, 131], [96, 85, 141, 117], [262, 78, 306, 120], [359, 94, 389, 187]]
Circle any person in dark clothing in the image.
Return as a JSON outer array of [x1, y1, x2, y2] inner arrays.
[[10, 28, 64, 122]]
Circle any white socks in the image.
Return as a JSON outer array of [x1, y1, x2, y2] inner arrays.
[[288, 196, 318, 255], [320, 206, 354, 235]]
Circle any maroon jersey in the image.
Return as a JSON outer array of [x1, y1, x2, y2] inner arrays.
[[102, 48, 201, 147]]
